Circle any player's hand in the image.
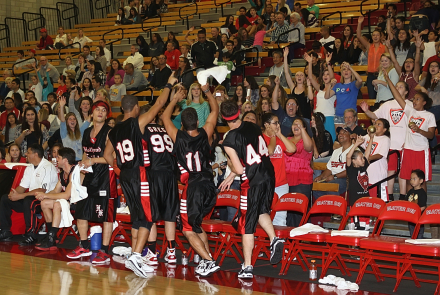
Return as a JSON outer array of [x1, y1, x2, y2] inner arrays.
[[201, 83, 210, 94], [168, 72, 178, 85], [35, 192, 46, 201], [8, 189, 20, 201], [173, 88, 186, 103], [218, 174, 235, 191]]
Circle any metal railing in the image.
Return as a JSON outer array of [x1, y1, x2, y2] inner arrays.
[[95, 0, 112, 19], [142, 15, 162, 38], [179, 1, 199, 30], [361, 0, 381, 35], [23, 13, 46, 43], [130, 87, 154, 102], [274, 27, 299, 47], [321, 11, 342, 33], [368, 150, 400, 199], [214, 0, 233, 17], [0, 24, 11, 49], [4, 18, 27, 47], [234, 47, 261, 81], [102, 28, 124, 60], [12, 57, 37, 90], [39, 7, 62, 35], [57, 2, 80, 29], [57, 42, 82, 60]]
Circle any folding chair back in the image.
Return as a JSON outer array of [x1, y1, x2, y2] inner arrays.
[[215, 189, 240, 208], [339, 197, 386, 230], [307, 195, 347, 218], [373, 200, 421, 236], [270, 193, 309, 225], [411, 204, 440, 238], [271, 192, 279, 210]]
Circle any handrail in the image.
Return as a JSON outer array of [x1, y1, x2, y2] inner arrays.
[[142, 15, 162, 38], [368, 150, 400, 198], [234, 46, 260, 81], [12, 57, 37, 90], [103, 28, 124, 60], [178, 1, 198, 30], [0, 24, 11, 48], [39, 7, 62, 29], [57, 2, 79, 29], [214, 0, 232, 17], [275, 27, 298, 47], [360, 0, 381, 35], [5, 17, 28, 43], [180, 66, 204, 82], [130, 87, 154, 102], [95, 0, 112, 18], [320, 11, 342, 32], [23, 13, 46, 33], [57, 42, 82, 60]]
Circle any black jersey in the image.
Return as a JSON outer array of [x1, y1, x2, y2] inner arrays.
[[222, 121, 275, 188], [143, 123, 178, 172], [108, 117, 144, 170], [82, 124, 113, 197], [60, 165, 75, 192], [173, 128, 213, 184]]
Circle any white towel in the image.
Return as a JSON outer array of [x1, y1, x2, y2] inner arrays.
[[331, 230, 369, 237], [318, 275, 359, 292], [117, 206, 130, 214], [289, 223, 329, 237], [405, 239, 440, 245], [4, 163, 31, 169], [56, 199, 74, 228], [196, 66, 230, 85], [70, 165, 88, 203]]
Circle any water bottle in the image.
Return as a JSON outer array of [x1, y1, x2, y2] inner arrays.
[[182, 251, 188, 266], [120, 195, 126, 208], [193, 254, 200, 264], [309, 260, 317, 280]]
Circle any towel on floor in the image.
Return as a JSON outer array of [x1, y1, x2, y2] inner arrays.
[[289, 223, 329, 237], [56, 199, 74, 228], [405, 239, 440, 244], [196, 66, 230, 85], [319, 275, 359, 292], [70, 165, 88, 203], [331, 230, 369, 237]]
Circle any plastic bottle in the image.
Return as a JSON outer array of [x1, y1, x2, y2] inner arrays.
[[120, 195, 126, 208], [182, 251, 188, 266], [309, 260, 317, 280], [193, 254, 200, 264]]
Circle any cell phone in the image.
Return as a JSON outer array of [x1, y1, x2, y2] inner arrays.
[[216, 92, 222, 97], [247, 89, 251, 97]]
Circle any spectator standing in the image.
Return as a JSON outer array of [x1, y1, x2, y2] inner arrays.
[[36, 66, 54, 102], [54, 27, 67, 49], [123, 44, 144, 70], [373, 53, 399, 104], [36, 28, 54, 50], [38, 56, 60, 84], [191, 30, 219, 70], [123, 63, 149, 91], [73, 29, 92, 49], [164, 42, 181, 70]]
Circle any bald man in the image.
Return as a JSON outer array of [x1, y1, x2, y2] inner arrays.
[[38, 56, 60, 83]]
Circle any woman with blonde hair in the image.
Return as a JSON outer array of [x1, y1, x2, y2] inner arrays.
[[373, 53, 399, 104], [241, 101, 254, 115], [63, 55, 76, 77], [177, 82, 210, 127]]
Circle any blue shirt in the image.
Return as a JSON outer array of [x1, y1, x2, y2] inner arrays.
[[272, 106, 313, 138], [332, 81, 361, 117]]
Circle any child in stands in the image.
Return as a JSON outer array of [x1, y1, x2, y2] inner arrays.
[[405, 169, 427, 239], [346, 134, 374, 230]]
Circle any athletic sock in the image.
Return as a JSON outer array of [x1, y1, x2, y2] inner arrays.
[[388, 194, 394, 202], [46, 222, 52, 231], [400, 194, 406, 201], [101, 245, 109, 254], [168, 240, 176, 249], [148, 241, 156, 253], [81, 239, 90, 249]]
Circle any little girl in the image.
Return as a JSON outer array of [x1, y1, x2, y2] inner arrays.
[[37, 68, 54, 101], [56, 75, 67, 100], [346, 134, 374, 230], [29, 75, 43, 102], [405, 169, 427, 239]]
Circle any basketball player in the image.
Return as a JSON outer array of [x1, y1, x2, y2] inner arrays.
[[161, 83, 219, 277], [219, 100, 284, 279], [66, 101, 117, 265], [104, 76, 175, 278], [35, 147, 76, 251]]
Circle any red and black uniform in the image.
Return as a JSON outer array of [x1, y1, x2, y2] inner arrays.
[[76, 124, 117, 223], [173, 128, 216, 233], [108, 118, 152, 228], [222, 121, 275, 235], [143, 123, 179, 223]]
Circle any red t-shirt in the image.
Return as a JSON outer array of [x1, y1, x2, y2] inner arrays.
[[423, 55, 440, 72], [263, 133, 288, 187], [56, 84, 67, 100], [164, 49, 181, 70]]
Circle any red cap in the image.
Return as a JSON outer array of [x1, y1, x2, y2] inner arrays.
[[39, 28, 47, 33], [30, 49, 36, 54]]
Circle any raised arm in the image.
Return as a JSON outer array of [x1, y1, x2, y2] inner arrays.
[[272, 76, 281, 110], [360, 101, 378, 120], [185, 26, 195, 46], [356, 16, 371, 49], [384, 69, 406, 109], [364, 133, 375, 162], [324, 78, 336, 99], [305, 52, 320, 90], [202, 83, 219, 139], [162, 88, 185, 142], [386, 16, 394, 41], [344, 62, 363, 88], [325, 52, 335, 79], [346, 136, 364, 166], [385, 39, 402, 75], [414, 32, 422, 81], [283, 47, 295, 90]]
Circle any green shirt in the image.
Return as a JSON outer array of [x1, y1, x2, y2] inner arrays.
[[216, 61, 234, 79], [307, 5, 319, 20]]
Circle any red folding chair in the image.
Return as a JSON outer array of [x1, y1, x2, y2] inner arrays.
[[320, 197, 386, 278], [280, 195, 347, 275], [356, 200, 421, 285], [395, 203, 440, 293]]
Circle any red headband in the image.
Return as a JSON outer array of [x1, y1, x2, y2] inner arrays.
[[92, 101, 109, 114], [222, 110, 240, 121]]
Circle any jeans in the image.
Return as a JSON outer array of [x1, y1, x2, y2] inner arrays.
[[408, 222, 424, 239], [287, 184, 312, 227], [367, 72, 378, 100], [272, 184, 289, 226]]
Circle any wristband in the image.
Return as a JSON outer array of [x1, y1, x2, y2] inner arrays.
[[203, 88, 210, 93], [164, 83, 173, 90]]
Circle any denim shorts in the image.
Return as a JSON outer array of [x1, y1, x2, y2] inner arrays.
[[334, 115, 344, 124]]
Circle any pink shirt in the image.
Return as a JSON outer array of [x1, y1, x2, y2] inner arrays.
[[284, 138, 313, 186], [253, 30, 266, 47], [105, 69, 125, 87]]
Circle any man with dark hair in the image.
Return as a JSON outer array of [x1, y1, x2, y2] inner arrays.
[[83, 45, 94, 61], [0, 143, 58, 245], [190, 30, 219, 71], [148, 55, 172, 89], [235, 7, 248, 29], [99, 39, 111, 67], [104, 75, 176, 277], [219, 100, 284, 279], [294, 2, 301, 13], [67, 101, 117, 263], [123, 63, 149, 91], [35, 147, 76, 251], [268, 51, 291, 88], [15, 50, 26, 70], [161, 82, 220, 277], [0, 97, 20, 130], [388, 3, 397, 17], [7, 78, 25, 101]]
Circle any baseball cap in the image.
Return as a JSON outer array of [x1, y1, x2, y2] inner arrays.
[[39, 28, 47, 33], [336, 126, 351, 134]]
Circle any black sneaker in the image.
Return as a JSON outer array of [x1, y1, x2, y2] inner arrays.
[[35, 232, 57, 251], [238, 264, 253, 279], [199, 260, 220, 277], [18, 234, 38, 246], [270, 237, 285, 264], [0, 230, 13, 242]]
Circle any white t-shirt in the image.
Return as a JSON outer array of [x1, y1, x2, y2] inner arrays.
[[361, 134, 390, 184], [373, 99, 408, 151], [314, 90, 336, 116], [327, 144, 354, 175], [404, 101, 436, 151], [30, 83, 43, 102], [423, 42, 437, 66], [7, 89, 25, 100], [19, 158, 58, 193], [319, 35, 335, 50]]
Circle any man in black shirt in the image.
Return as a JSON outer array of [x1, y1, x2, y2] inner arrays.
[[191, 30, 219, 70], [149, 54, 172, 89]]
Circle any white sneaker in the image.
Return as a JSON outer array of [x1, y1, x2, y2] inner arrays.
[[142, 249, 158, 266], [125, 254, 154, 278], [195, 259, 207, 275], [199, 260, 220, 277], [164, 248, 177, 264]]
